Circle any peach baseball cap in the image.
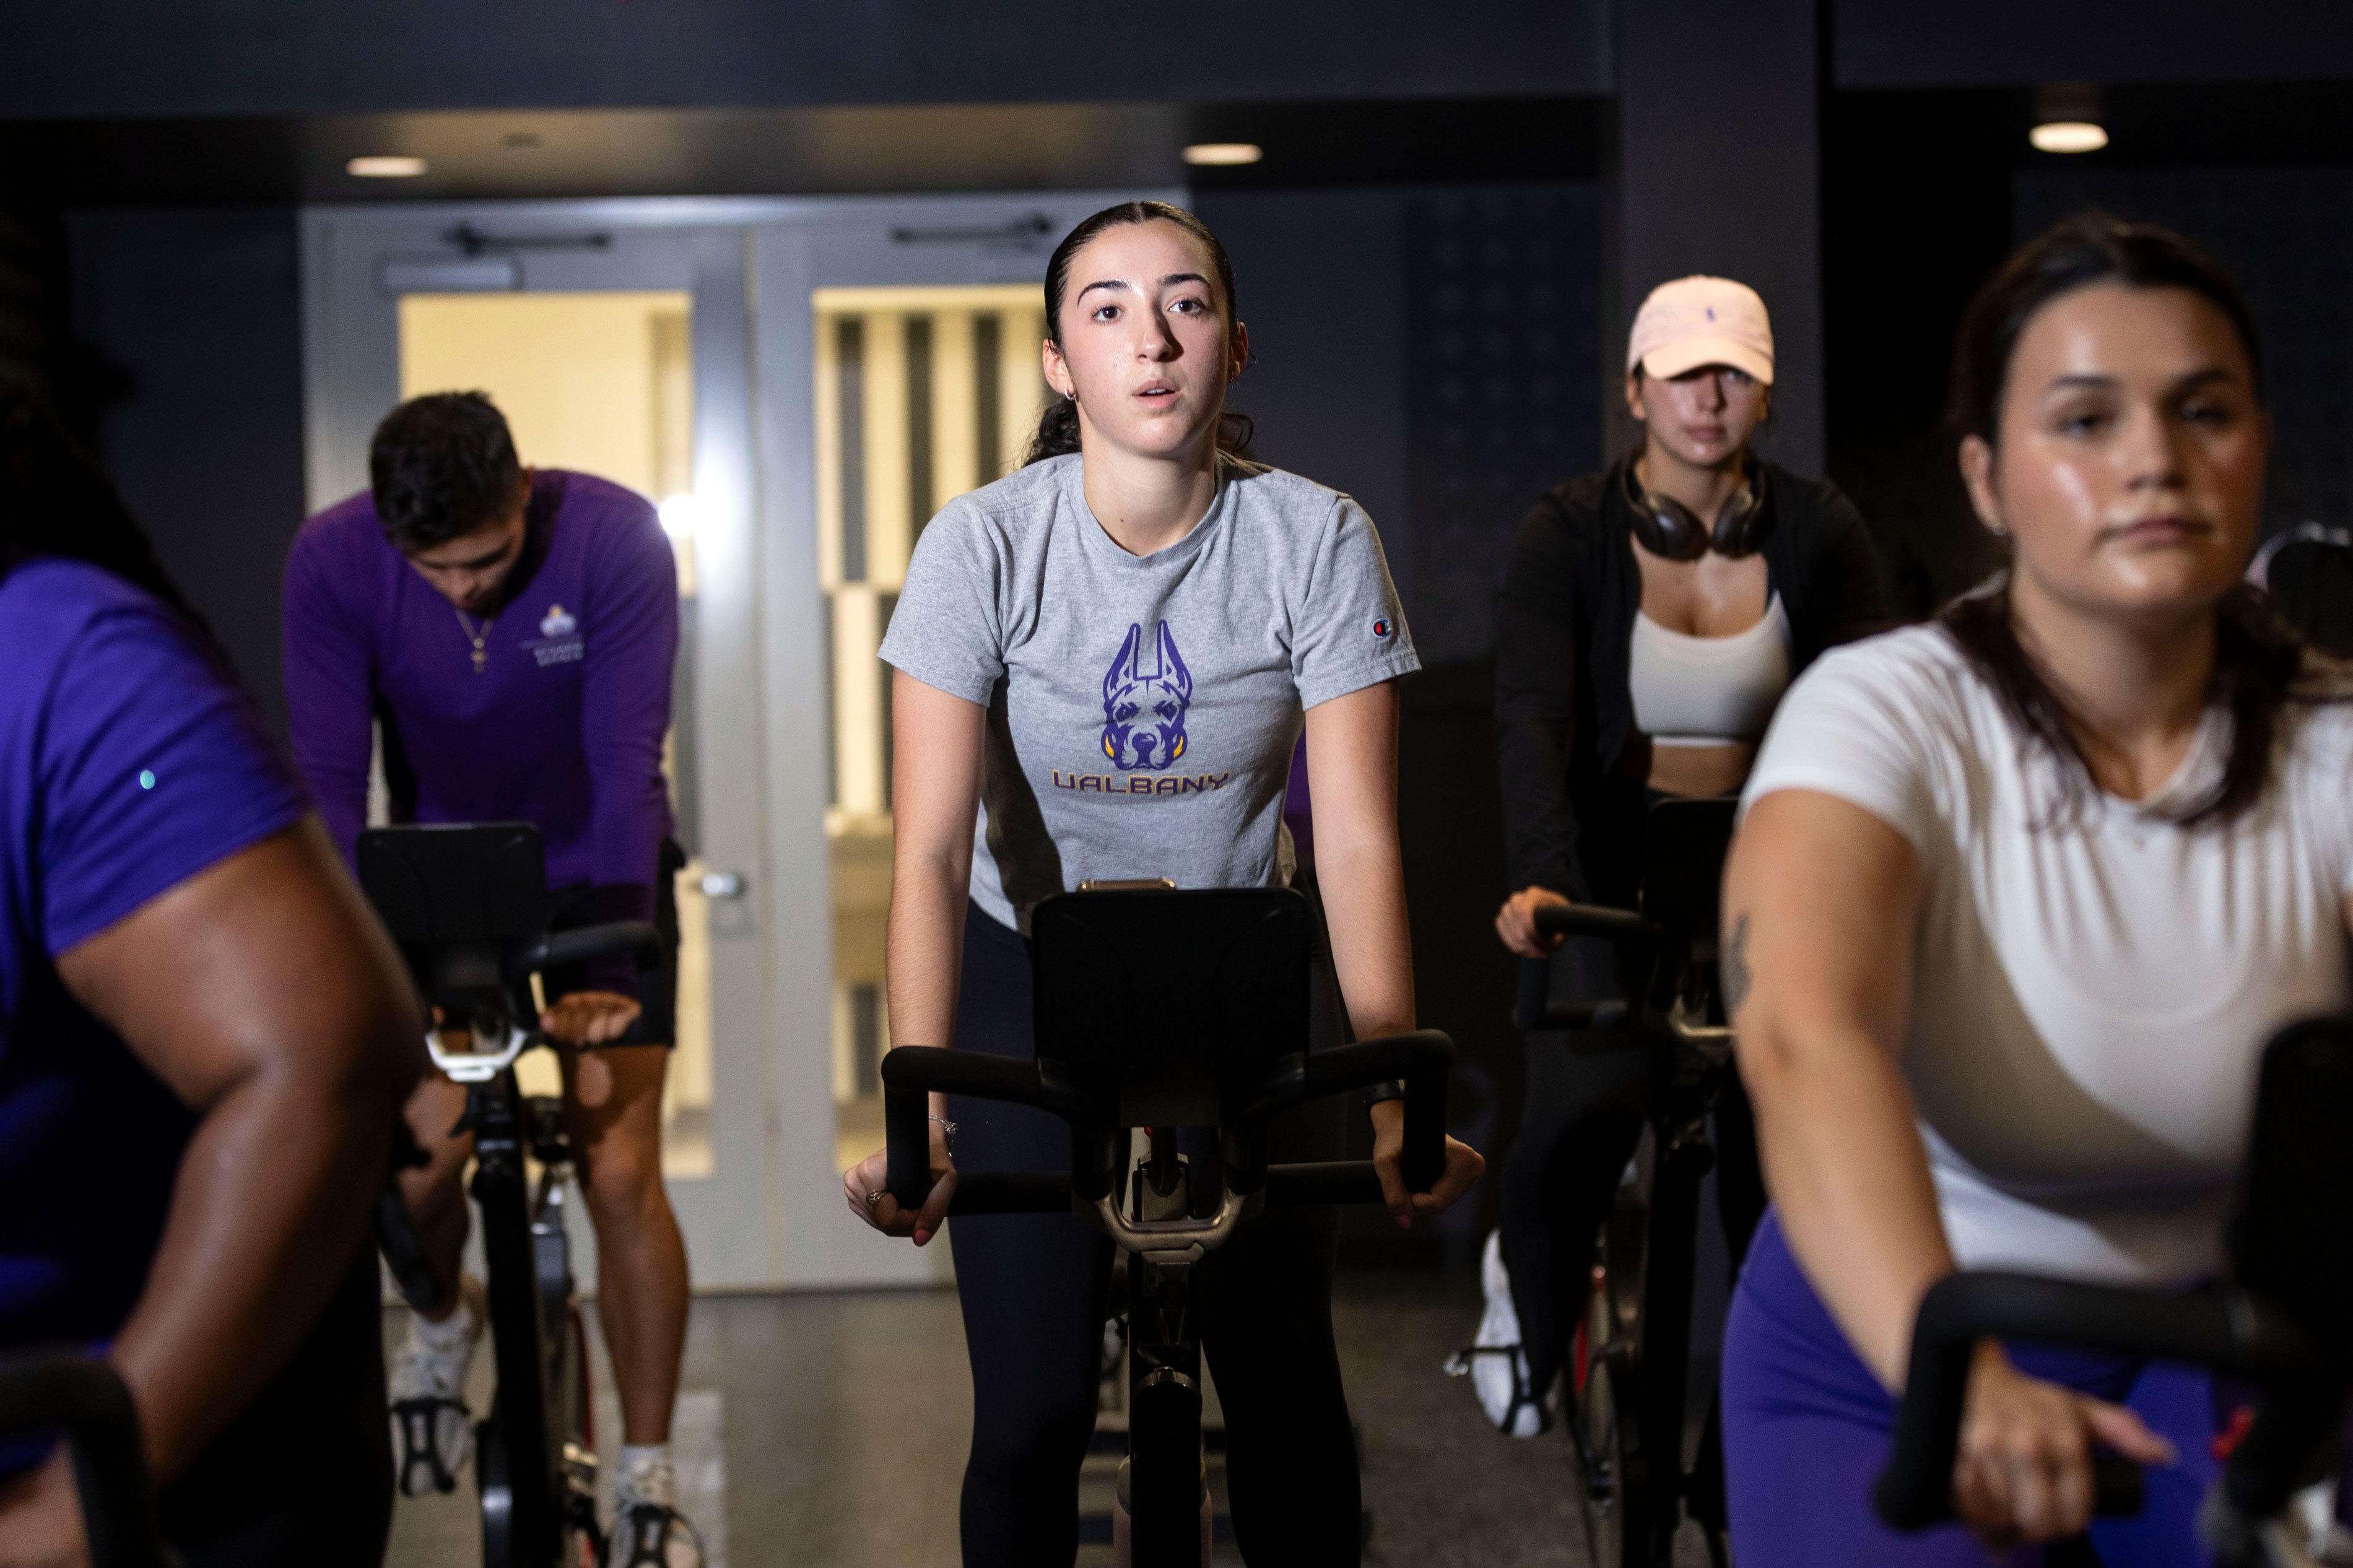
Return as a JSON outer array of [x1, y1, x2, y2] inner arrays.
[[1626, 275, 1774, 385]]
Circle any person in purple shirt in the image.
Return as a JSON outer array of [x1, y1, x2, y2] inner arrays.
[[0, 385, 422, 1567], [282, 392, 700, 1564]]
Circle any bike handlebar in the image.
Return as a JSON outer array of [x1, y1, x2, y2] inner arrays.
[[1873, 1271, 2305, 1531], [0, 1351, 173, 1568], [1533, 902, 1656, 943], [1511, 903, 1660, 1032], [509, 920, 663, 978], [879, 1030, 1454, 1216]]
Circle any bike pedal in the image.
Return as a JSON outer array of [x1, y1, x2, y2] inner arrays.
[[390, 1396, 467, 1496]]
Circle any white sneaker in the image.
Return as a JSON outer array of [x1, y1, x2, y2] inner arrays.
[[388, 1274, 484, 1496], [1442, 1230, 1549, 1437]]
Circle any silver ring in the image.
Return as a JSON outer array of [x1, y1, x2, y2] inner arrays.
[[865, 1189, 885, 1206]]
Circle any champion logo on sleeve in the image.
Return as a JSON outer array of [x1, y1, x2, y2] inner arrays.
[[1371, 617, 1393, 641]]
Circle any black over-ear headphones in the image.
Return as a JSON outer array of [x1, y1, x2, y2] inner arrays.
[[1621, 454, 1773, 562]]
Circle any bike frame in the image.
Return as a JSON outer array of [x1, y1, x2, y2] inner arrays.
[[361, 823, 655, 1568], [1514, 798, 1742, 1568], [464, 1049, 593, 1568], [879, 886, 1453, 1568]]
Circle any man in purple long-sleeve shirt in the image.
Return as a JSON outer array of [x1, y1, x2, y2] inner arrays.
[[284, 392, 701, 1565]]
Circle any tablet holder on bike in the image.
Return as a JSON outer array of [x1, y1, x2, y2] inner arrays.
[[359, 823, 659, 1568], [1876, 1015, 2353, 1567], [879, 885, 1453, 1568], [0, 1351, 173, 1568]]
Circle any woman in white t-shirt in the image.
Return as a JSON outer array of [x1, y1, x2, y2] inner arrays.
[[1721, 211, 2353, 1564]]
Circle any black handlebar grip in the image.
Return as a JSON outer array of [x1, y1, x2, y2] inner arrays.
[[515, 920, 663, 975], [883, 1076, 932, 1211], [878, 1046, 1053, 1210], [1401, 1037, 1452, 1196], [0, 1351, 173, 1568], [1531, 902, 1655, 942]]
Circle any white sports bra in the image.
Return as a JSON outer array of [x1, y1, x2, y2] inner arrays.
[[1628, 594, 1793, 748]]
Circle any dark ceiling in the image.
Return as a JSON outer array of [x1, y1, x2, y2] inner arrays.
[[0, 98, 1604, 207]]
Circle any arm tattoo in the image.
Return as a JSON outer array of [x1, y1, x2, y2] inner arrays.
[[1723, 912, 1754, 1016]]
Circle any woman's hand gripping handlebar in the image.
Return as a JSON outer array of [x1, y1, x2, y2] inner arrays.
[[1508, 898, 1652, 1033], [1871, 1273, 2310, 1544]]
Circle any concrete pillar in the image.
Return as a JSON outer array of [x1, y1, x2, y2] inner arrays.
[[1608, 0, 1825, 474]]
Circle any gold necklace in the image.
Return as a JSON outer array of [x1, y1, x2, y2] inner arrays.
[[455, 607, 494, 674]]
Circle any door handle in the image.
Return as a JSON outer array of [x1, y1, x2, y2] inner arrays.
[[698, 871, 747, 899]]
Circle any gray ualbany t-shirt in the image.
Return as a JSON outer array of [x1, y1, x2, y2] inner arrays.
[[880, 453, 1419, 931]]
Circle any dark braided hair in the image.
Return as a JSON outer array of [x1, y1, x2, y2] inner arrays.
[[1941, 212, 2313, 828], [1023, 201, 1256, 467], [0, 380, 208, 630]]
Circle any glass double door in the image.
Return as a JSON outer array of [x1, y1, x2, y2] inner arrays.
[[303, 190, 1173, 1288]]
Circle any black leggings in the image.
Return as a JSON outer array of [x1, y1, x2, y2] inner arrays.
[[946, 901, 1360, 1567], [1499, 938, 1765, 1400]]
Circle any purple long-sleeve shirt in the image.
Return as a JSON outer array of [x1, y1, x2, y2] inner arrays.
[[282, 470, 677, 924]]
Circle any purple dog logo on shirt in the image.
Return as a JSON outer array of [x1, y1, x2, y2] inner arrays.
[[1101, 621, 1191, 772]]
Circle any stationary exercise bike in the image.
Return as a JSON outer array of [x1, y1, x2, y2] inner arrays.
[[881, 884, 1454, 1568], [1879, 1013, 2353, 1567], [365, 823, 661, 1568], [1500, 797, 1749, 1568]]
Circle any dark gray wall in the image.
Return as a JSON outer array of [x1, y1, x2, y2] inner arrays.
[[2016, 167, 2353, 535], [1192, 188, 1414, 570], [1835, 0, 2353, 87], [68, 208, 306, 729], [1196, 183, 1604, 665], [1615, 0, 1824, 474], [4, 1, 1606, 119]]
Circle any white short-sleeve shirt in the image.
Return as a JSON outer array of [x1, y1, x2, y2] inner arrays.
[[1742, 625, 2353, 1286]]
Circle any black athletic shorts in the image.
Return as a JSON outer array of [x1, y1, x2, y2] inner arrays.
[[541, 838, 684, 1048]]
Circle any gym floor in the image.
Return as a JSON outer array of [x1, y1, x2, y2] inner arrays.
[[381, 1273, 1721, 1566]]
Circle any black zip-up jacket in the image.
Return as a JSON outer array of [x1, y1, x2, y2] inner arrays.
[[1494, 454, 1892, 910]]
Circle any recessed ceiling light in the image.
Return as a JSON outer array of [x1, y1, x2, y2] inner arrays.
[[347, 155, 428, 178], [2029, 120, 2109, 154], [1182, 142, 1263, 167]]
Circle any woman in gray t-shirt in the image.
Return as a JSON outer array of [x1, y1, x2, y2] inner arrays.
[[842, 201, 1482, 1564]]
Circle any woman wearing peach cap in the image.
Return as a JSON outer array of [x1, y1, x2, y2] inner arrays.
[[1461, 275, 1890, 1442]]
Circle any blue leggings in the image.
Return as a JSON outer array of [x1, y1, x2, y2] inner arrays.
[[1722, 1208, 2225, 1567]]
